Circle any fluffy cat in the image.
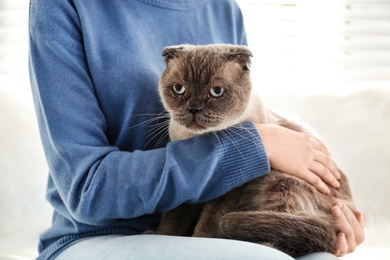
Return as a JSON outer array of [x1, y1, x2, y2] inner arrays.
[[149, 44, 355, 257]]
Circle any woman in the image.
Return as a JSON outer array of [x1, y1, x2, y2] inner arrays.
[[29, 0, 364, 259]]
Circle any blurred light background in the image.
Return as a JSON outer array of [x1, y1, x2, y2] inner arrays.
[[0, 0, 29, 102], [236, 0, 390, 96], [0, 1, 389, 259], [1, 0, 389, 100]]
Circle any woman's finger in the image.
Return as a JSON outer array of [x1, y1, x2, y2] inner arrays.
[[309, 136, 330, 155], [333, 232, 348, 257], [338, 201, 365, 246], [309, 159, 340, 188], [299, 169, 330, 194], [332, 203, 355, 250], [355, 211, 366, 228], [332, 204, 354, 256], [310, 138, 340, 180]]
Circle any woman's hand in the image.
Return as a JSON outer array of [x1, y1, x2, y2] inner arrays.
[[255, 123, 340, 194], [256, 124, 366, 255], [332, 201, 366, 256]]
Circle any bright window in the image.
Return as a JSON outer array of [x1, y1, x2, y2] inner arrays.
[[0, 0, 29, 100], [236, 0, 390, 96], [1, 0, 389, 100]]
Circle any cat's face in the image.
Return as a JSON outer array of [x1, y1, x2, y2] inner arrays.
[[159, 44, 253, 134]]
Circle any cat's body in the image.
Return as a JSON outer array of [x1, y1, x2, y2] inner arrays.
[[151, 44, 355, 257]]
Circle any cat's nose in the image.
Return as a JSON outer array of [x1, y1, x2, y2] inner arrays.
[[188, 108, 202, 114], [187, 100, 203, 114]]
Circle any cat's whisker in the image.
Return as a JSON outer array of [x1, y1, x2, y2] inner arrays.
[[202, 115, 262, 149], [145, 120, 170, 135], [212, 131, 222, 146], [153, 128, 171, 149], [128, 112, 170, 130], [220, 129, 244, 159], [134, 112, 169, 117], [128, 117, 169, 130], [144, 121, 170, 141], [136, 113, 170, 149], [230, 125, 262, 144], [227, 127, 263, 155], [142, 121, 170, 150]]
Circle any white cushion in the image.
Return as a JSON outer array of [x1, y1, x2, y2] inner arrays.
[[0, 90, 51, 258]]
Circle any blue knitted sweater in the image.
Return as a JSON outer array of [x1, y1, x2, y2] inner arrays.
[[29, 0, 270, 259]]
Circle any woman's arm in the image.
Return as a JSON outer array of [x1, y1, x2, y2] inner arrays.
[[29, 0, 270, 226]]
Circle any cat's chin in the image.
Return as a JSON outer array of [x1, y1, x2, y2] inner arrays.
[[174, 118, 215, 135], [185, 123, 231, 136], [170, 119, 239, 141], [185, 122, 208, 133], [182, 119, 239, 135]]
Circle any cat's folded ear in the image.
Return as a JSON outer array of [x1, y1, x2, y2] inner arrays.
[[226, 46, 253, 71], [161, 45, 186, 63]]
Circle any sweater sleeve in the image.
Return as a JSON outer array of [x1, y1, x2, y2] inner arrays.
[[29, 0, 270, 226]]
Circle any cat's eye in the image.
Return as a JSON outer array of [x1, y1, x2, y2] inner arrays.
[[243, 63, 251, 71], [172, 84, 185, 95], [210, 86, 224, 97]]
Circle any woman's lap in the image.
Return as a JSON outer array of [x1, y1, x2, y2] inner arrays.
[[52, 234, 338, 260]]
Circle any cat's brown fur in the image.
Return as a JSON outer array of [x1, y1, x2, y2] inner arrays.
[[150, 44, 355, 257]]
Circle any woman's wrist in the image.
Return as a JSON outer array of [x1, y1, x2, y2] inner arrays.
[[254, 123, 275, 166]]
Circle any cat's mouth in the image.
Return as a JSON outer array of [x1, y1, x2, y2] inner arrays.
[[186, 120, 206, 132], [174, 113, 216, 133], [172, 111, 229, 134], [182, 114, 205, 131]]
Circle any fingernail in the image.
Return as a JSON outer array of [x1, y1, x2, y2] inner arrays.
[[336, 170, 341, 180], [324, 186, 330, 195], [336, 201, 343, 208], [358, 212, 366, 226], [335, 180, 340, 188], [332, 206, 341, 217]]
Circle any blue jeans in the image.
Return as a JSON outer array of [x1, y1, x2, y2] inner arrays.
[[51, 235, 338, 260]]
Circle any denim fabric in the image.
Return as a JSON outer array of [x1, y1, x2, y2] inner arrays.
[[52, 235, 337, 260]]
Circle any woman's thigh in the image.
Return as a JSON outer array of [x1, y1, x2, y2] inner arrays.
[[53, 234, 337, 260], [297, 252, 338, 260]]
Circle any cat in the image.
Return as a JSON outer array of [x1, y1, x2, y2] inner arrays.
[[147, 44, 356, 257]]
